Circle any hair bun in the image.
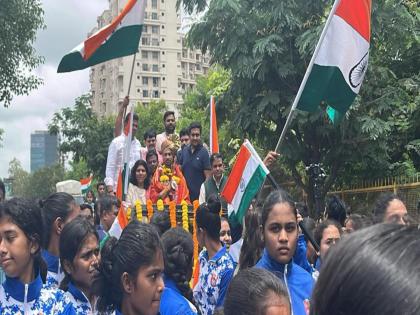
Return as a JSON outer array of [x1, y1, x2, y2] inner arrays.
[[207, 195, 221, 214]]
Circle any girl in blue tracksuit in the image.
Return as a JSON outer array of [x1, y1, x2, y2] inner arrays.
[[255, 189, 314, 315], [59, 216, 100, 314], [160, 228, 198, 315], [93, 221, 164, 315], [0, 198, 75, 314], [40, 192, 80, 288], [193, 196, 235, 315]]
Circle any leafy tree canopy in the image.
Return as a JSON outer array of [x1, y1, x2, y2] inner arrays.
[[48, 94, 115, 179], [0, 0, 45, 107], [179, 0, 420, 207]]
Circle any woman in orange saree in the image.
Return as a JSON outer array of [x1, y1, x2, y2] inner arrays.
[[149, 140, 191, 204]]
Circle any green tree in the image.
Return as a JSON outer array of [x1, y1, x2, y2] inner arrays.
[[179, 0, 419, 210], [7, 158, 30, 197], [134, 100, 167, 140], [48, 94, 115, 179], [0, 0, 45, 107], [7, 158, 65, 198]]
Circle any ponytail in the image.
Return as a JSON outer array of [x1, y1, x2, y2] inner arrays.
[[195, 194, 222, 240]]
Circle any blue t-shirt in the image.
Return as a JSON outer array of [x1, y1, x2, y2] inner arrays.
[[160, 276, 197, 315], [193, 246, 235, 315], [179, 143, 211, 201]]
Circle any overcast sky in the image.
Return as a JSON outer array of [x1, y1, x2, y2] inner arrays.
[[0, 0, 109, 178]]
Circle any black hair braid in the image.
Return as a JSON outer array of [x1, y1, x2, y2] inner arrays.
[[167, 244, 193, 301], [93, 237, 120, 313], [161, 228, 194, 303]]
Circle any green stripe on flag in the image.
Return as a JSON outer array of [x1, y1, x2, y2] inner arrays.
[[297, 64, 356, 114], [229, 165, 267, 226], [58, 25, 143, 73]]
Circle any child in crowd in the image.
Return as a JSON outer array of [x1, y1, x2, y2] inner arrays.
[[0, 198, 75, 314], [40, 192, 81, 288], [255, 189, 314, 315], [223, 268, 291, 315], [93, 221, 164, 315], [160, 227, 197, 315], [193, 196, 235, 315], [59, 216, 100, 314], [311, 224, 420, 315]]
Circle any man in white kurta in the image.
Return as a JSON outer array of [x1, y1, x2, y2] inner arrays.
[[105, 113, 142, 193]]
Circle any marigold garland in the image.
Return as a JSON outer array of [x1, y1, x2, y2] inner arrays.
[[181, 200, 189, 232], [126, 207, 132, 222], [169, 201, 177, 227], [157, 199, 164, 211], [192, 200, 200, 280], [135, 200, 142, 222], [146, 199, 154, 219]]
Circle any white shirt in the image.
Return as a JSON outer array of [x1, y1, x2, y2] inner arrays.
[[105, 134, 141, 190]]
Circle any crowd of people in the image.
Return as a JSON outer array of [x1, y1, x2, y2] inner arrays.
[[0, 105, 419, 315]]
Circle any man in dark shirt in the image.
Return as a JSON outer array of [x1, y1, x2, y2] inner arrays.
[[179, 122, 211, 201]]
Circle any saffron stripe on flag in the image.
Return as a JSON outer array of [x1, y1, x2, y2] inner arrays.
[[335, 0, 371, 42], [222, 147, 251, 202]]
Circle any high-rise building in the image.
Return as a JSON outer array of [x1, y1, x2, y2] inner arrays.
[[90, 0, 210, 116], [30, 131, 58, 172]]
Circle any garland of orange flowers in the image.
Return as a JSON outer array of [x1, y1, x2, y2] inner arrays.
[[192, 200, 199, 263], [146, 200, 154, 220], [135, 200, 142, 222], [181, 200, 189, 232], [169, 201, 177, 227], [157, 199, 164, 211]]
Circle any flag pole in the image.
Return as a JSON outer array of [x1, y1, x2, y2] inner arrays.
[[274, 0, 341, 153], [120, 53, 137, 135]]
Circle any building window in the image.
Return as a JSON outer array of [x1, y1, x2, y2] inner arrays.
[[137, 89, 140, 93], [151, 0, 157, 8], [151, 38, 159, 46], [142, 64, 149, 71], [162, 25, 165, 29], [137, 62, 140, 66], [153, 77, 159, 87], [177, 52, 181, 60], [142, 37, 150, 45], [162, 51, 165, 55], [143, 90, 149, 97], [152, 51, 159, 60], [162, 64, 165, 68], [152, 25, 159, 34], [162, 90, 165, 94], [142, 77, 149, 85], [143, 25, 148, 33], [152, 64, 159, 72], [153, 90, 159, 98], [151, 12, 158, 20], [161, 12, 164, 16], [161, 37, 165, 42], [162, 77, 165, 81], [142, 51, 148, 59]]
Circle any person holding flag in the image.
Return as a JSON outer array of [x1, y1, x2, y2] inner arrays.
[[104, 113, 142, 194]]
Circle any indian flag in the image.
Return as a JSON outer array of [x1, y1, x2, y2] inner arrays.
[[221, 140, 269, 225], [57, 0, 145, 73], [210, 96, 219, 154], [297, 0, 371, 115], [80, 175, 93, 194]]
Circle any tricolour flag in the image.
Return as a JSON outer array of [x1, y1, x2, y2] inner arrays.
[[297, 0, 371, 115], [80, 175, 93, 194], [57, 0, 146, 73], [221, 140, 269, 225], [108, 167, 129, 239], [209, 96, 219, 154]]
